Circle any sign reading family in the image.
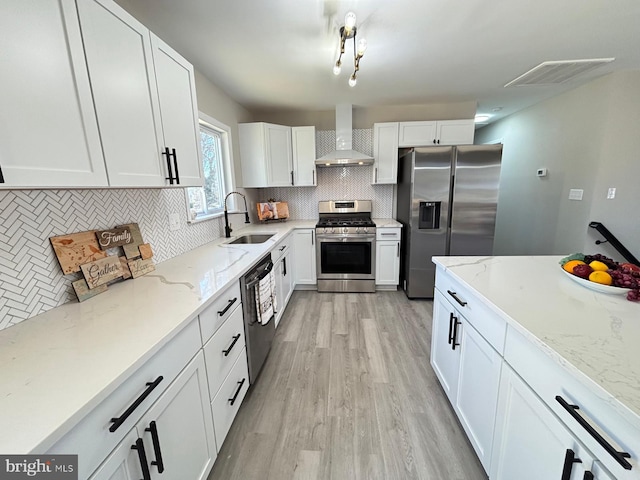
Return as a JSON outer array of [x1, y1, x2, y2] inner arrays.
[[96, 227, 133, 250]]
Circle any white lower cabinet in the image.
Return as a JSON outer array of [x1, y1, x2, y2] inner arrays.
[[430, 289, 501, 470], [89, 352, 215, 480], [490, 364, 606, 480], [274, 251, 293, 327], [293, 229, 316, 286], [375, 227, 401, 286]]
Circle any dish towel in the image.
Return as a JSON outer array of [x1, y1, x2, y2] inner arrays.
[[255, 271, 277, 325]]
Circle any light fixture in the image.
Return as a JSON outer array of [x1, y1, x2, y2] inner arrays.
[[474, 114, 490, 123], [333, 12, 367, 86]]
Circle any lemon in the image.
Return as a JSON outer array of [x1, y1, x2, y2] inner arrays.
[[589, 260, 609, 272], [563, 260, 585, 273], [589, 271, 613, 285]]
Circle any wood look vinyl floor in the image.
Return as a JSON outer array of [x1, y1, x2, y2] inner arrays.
[[208, 290, 487, 480]]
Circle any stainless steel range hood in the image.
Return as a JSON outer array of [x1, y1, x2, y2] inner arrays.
[[316, 104, 373, 167]]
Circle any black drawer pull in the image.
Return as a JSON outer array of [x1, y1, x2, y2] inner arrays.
[[171, 148, 180, 185], [131, 438, 151, 480], [561, 449, 582, 480], [447, 312, 454, 345], [228, 378, 246, 406], [555, 395, 632, 470], [0, 165, 5, 183], [583, 472, 594, 480], [447, 290, 467, 307], [283, 257, 287, 276], [218, 297, 238, 316], [451, 316, 461, 350], [279, 246, 286, 251], [109, 376, 163, 432], [163, 147, 175, 185], [145, 421, 165, 473], [223, 334, 241, 356]]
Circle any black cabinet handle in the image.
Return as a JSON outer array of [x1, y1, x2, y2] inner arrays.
[[312, 170, 315, 185], [283, 257, 287, 276], [447, 312, 454, 345], [171, 148, 180, 185], [433, 139, 436, 144], [451, 316, 461, 350], [437, 139, 440, 144], [561, 449, 582, 480], [0, 165, 5, 183], [223, 334, 241, 356], [555, 395, 632, 470], [163, 147, 174, 185], [311, 231, 314, 245], [109, 376, 163, 432], [291, 170, 294, 186], [583, 472, 594, 480], [279, 246, 286, 251], [217, 297, 237, 316], [228, 378, 246, 406], [145, 421, 165, 473], [447, 290, 468, 307], [131, 438, 152, 480]]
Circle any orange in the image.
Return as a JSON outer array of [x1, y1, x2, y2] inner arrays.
[[589, 271, 613, 285], [589, 260, 609, 272], [563, 260, 585, 273]]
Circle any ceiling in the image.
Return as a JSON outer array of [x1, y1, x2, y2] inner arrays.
[[116, 0, 640, 124]]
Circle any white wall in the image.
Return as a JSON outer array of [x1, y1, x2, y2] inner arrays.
[[476, 71, 640, 261]]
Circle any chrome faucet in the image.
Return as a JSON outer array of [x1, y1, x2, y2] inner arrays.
[[224, 191, 250, 238]]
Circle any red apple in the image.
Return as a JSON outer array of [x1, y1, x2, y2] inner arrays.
[[621, 263, 640, 273]]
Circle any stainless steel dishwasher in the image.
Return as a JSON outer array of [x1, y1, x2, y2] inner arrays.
[[240, 253, 276, 384]]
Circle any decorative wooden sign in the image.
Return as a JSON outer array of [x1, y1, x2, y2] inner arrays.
[[72, 279, 107, 302], [50, 231, 107, 275], [119, 256, 133, 280], [81, 256, 124, 289], [128, 258, 155, 278], [96, 227, 132, 250], [139, 243, 153, 260], [118, 223, 145, 259]]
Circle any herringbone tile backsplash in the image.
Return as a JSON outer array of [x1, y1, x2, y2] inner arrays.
[[0, 127, 395, 330]]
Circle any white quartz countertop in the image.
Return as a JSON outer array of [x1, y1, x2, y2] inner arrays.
[[0, 220, 315, 454], [373, 218, 402, 228], [433, 256, 640, 420]]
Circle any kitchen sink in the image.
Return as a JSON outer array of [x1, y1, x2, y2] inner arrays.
[[227, 234, 274, 245]]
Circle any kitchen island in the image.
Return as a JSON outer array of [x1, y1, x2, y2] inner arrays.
[[432, 255, 640, 480]]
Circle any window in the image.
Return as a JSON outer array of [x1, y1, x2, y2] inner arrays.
[[186, 113, 234, 222]]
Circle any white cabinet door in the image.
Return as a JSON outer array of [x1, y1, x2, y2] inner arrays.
[[490, 364, 591, 480], [372, 122, 399, 184], [456, 319, 502, 470], [274, 259, 285, 327], [398, 121, 437, 147], [292, 126, 316, 186], [77, 0, 165, 187], [151, 34, 203, 187], [375, 240, 400, 286], [265, 124, 293, 186], [0, 0, 107, 188], [430, 290, 461, 404], [292, 229, 317, 285], [437, 119, 475, 145], [281, 251, 294, 308], [137, 352, 216, 480], [89, 429, 143, 480]]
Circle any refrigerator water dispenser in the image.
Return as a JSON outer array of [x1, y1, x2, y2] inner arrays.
[[419, 202, 440, 229]]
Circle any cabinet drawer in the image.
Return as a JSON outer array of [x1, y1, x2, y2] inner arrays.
[[48, 318, 201, 480], [505, 326, 640, 478], [435, 266, 506, 354], [376, 227, 401, 241], [211, 348, 249, 451], [199, 281, 241, 343], [271, 234, 291, 263], [203, 306, 246, 399]]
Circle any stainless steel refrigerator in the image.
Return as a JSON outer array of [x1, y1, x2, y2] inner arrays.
[[397, 145, 502, 298]]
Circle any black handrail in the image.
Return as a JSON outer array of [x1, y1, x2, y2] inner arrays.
[[589, 222, 639, 266]]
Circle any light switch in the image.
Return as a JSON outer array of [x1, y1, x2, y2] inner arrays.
[[607, 187, 616, 199], [169, 213, 180, 231], [569, 189, 584, 201]]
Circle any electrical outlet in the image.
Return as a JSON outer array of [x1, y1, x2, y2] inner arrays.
[[168, 213, 180, 231], [607, 187, 616, 199], [568, 189, 584, 201], [536, 168, 547, 177]]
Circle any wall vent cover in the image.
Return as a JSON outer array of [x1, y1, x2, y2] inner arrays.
[[504, 58, 615, 87]]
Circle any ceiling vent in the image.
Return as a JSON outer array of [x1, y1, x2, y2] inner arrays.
[[504, 58, 615, 87]]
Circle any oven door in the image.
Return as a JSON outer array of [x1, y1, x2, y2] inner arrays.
[[316, 233, 376, 280]]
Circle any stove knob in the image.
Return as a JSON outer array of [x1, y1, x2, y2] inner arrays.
[[355, 227, 360, 233], [363, 227, 368, 234], [331, 227, 336, 234], [343, 227, 348, 234]]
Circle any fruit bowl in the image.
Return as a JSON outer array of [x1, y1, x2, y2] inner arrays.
[[562, 269, 632, 295]]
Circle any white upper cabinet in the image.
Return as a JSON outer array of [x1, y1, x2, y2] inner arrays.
[[398, 120, 474, 146], [0, 0, 108, 188], [151, 34, 203, 187], [239, 123, 293, 188], [77, 0, 165, 187], [372, 122, 399, 184], [292, 126, 317, 186]]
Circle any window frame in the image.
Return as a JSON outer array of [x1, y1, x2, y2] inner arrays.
[[185, 112, 236, 223]]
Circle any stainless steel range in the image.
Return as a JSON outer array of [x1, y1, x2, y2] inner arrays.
[[316, 200, 376, 293]]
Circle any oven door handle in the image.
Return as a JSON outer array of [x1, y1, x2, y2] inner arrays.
[[316, 234, 376, 241]]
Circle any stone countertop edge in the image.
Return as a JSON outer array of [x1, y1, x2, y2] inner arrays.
[[0, 220, 316, 454], [373, 218, 402, 227], [432, 255, 640, 427]]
